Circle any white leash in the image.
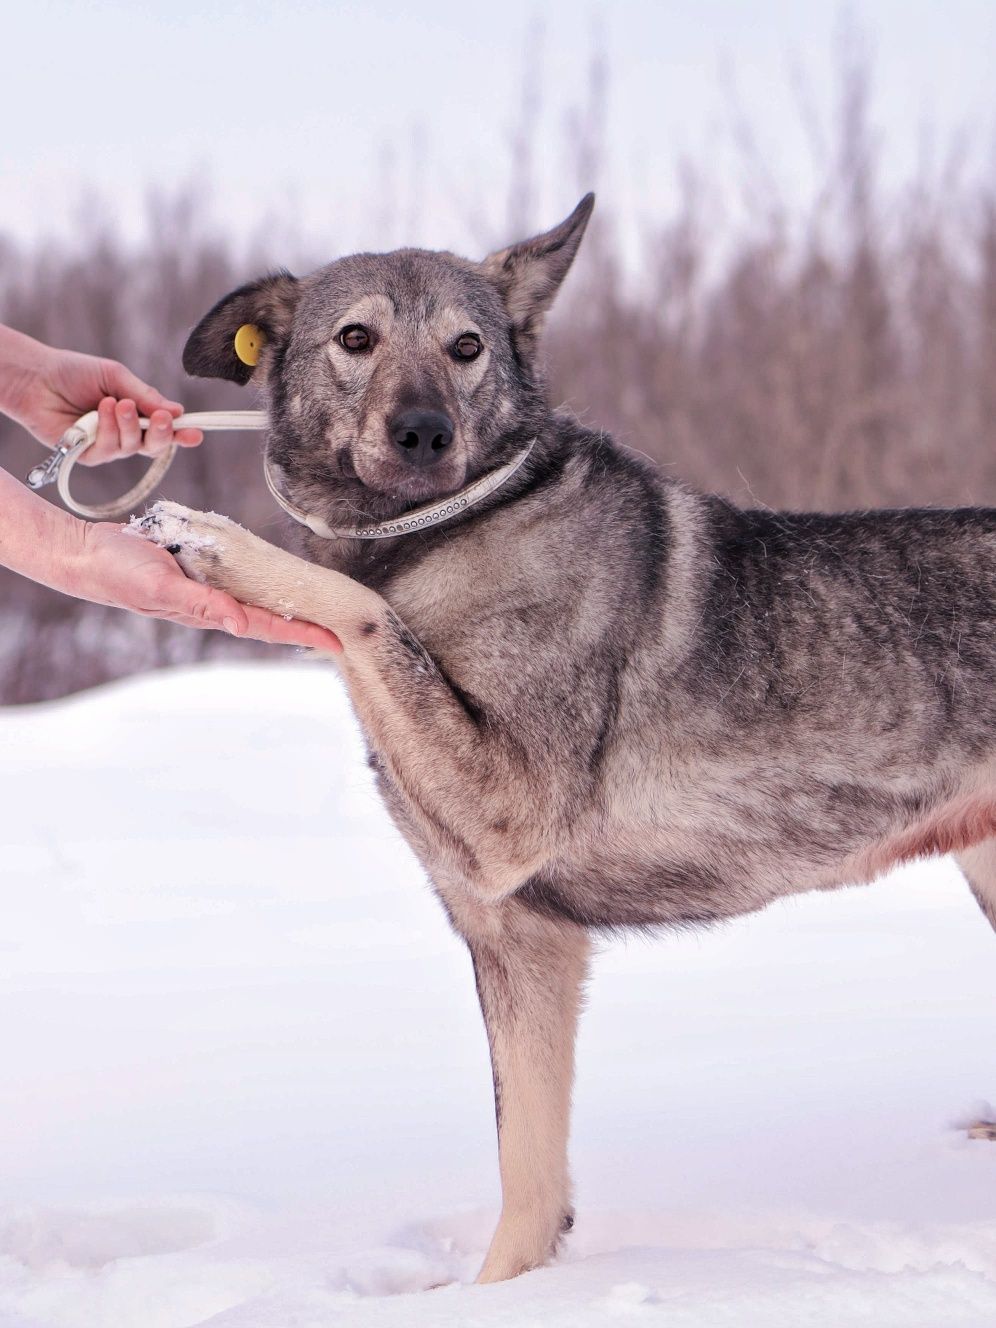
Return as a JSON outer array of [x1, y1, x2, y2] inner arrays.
[[26, 408, 536, 538], [25, 410, 267, 521]]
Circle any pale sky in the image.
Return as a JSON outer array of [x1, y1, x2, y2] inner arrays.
[[1, 0, 994, 260]]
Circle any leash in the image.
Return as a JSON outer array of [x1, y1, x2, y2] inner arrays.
[[26, 408, 536, 538], [26, 410, 267, 522]]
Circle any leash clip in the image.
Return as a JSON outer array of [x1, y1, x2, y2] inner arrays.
[[25, 442, 72, 491]]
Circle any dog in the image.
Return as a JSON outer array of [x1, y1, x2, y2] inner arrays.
[[135, 194, 996, 1283]]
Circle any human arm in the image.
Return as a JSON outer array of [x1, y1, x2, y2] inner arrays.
[[0, 324, 339, 648], [0, 466, 340, 647]]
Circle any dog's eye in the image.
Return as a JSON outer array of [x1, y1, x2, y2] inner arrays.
[[339, 324, 372, 352], [452, 333, 482, 362]]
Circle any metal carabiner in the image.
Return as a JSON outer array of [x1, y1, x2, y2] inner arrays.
[[25, 418, 91, 491], [25, 442, 71, 491]]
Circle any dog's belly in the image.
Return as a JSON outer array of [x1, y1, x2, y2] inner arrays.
[[519, 859, 749, 929], [514, 765, 845, 929], [521, 832, 797, 929], [521, 783, 996, 931]]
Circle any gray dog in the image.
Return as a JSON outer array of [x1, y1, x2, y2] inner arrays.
[[136, 194, 996, 1283]]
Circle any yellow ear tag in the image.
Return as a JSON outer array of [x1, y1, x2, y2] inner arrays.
[[234, 323, 266, 367]]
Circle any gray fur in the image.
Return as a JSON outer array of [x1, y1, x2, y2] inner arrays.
[[150, 194, 996, 1283]]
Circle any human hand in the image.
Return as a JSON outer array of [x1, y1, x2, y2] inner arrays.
[[70, 521, 342, 650], [1, 331, 203, 462]]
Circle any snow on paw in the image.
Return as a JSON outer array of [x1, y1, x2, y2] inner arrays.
[[129, 501, 241, 584]]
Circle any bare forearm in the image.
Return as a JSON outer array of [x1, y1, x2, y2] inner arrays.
[[0, 466, 86, 594], [0, 325, 51, 426]]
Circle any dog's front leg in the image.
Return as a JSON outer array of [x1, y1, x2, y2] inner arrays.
[[456, 894, 591, 1283], [137, 502, 590, 1279], [135, 502, 557, 894]]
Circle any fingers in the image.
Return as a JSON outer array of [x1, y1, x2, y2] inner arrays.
[[237, 604, 343, 652], [141, 408, 177, 456], [166, 608, 343, 653], [115, 399, 144, 454], [130, 408, 203, 453], [149, 571, 341, 652], [81, 399, 203, 465], [142, 408, 204, 453], [86, 395, 122, 462], [80, 397, 143, 464], [98, 359, 204, 450], [156, 577, 249, 632]]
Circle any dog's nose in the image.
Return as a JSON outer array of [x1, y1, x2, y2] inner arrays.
[[389, 409, 454, 467]]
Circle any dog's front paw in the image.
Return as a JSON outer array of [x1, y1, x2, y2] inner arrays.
[[130, 500, 243, 585]]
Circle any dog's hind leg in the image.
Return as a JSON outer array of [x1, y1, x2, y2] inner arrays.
[[956, 840, 996, 932], [458, 897, 590, 1283]]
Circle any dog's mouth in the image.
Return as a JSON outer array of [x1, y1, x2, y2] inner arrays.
[[355, 461, 468, 504], [339, 433, 470, 505]]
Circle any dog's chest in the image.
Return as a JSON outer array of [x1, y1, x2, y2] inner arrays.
[[380, 541, 549, 699]]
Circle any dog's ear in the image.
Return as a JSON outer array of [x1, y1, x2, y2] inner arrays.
[[182, 271, 302, 385], [480, 193, 594, 349]]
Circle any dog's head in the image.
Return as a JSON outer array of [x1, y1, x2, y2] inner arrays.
[[182, 195, 593, 527]]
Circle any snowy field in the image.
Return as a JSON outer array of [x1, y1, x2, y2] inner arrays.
[[1, 660, 995, 1328]]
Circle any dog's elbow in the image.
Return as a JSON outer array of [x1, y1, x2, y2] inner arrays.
[[462, 829, 554, 902]]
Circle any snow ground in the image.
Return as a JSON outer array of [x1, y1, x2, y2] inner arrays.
[[1, 660, 995, 1328]]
